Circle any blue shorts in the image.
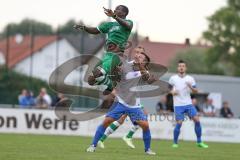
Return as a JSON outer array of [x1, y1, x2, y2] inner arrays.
[[174, 105, 197, 121], [106, 102, 147, 123]]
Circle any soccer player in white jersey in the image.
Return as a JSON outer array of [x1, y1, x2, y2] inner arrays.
[[86, 47, 156, 155], [97, 46, 147, 149], [169, 60, 208, 148]]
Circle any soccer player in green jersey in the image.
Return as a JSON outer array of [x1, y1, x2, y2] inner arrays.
[[74, 5, 133, 95]]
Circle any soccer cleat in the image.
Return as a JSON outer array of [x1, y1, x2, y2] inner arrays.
[[197, 142, 209, 148], [145, 149, 156, 155], [98, 141, 105, 149], [86, 145, 96, 152], [122, 136, 135, 149], [172, 143, 179, 148]]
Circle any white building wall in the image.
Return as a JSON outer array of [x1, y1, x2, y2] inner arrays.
[[13, 39, 105, 89], [14, 39, 79, 83]]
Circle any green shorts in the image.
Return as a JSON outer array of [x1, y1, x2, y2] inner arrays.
[[98, 52, 121, 74]]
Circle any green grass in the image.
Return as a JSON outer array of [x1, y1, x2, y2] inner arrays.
[[0, 133, 240, 160]]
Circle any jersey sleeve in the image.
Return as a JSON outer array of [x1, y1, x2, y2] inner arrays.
[[169, 76, 174, 86], [97, 22, 111, 33], [191, 77, 197, 88]]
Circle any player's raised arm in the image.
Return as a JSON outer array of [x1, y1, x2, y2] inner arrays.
[[103, 6, 133, 30], [133, 50, 156, 84], [114, 16, 133, 31], [137, 63, 155, 84], [73, 24, 100, 34]]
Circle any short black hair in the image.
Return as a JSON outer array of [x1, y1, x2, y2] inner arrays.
[[178, 59, 186, 64], [118, 5, 129, 16]]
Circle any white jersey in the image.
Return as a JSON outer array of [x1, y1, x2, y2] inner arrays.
[[116, 61, 141, 108], [169, 74, 196, 107]]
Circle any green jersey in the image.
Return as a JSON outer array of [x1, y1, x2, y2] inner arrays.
[[97, 19, 133, 50]]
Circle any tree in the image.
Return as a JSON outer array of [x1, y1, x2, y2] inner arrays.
[[58, 19, 83, 34], [203, 0, 240, 76], [168, 47, 224, 75], [2, 19, 53, 37]]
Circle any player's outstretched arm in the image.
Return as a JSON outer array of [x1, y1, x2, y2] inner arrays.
[[73, 24, 100, 34], [103, 7, 133, 30]]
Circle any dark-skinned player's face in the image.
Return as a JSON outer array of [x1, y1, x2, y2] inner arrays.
[[177, 63, 187, 74], [114, 6, 126, 17]]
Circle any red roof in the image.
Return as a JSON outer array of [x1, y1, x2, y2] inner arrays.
[[0, 35, 57, 68], [139, 40, 207, 66]]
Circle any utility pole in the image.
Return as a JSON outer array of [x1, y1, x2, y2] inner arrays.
[[107, 0, 112, 21], [29, 22, 34, 89]]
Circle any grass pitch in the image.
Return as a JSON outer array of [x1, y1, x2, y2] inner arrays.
[[0, 133, 239, 160]]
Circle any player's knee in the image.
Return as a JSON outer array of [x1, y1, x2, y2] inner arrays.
[[118, 119, 124, 124], [107, 42, 120, 52], [176, 120, 183, 125], [192, 116, 200, 122], [102, 118, 115, 128], [142, 125, 149, 131], [138, 121, 149, 131]]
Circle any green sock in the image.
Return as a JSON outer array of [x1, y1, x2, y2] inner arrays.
[[126, 125, 139, 139], [100, 121, 121, 142], [100, 134, 107, 142], [126, 131, 135, 138]]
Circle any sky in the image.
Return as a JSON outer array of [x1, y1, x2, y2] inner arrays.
[[0, 0, 227, 43]]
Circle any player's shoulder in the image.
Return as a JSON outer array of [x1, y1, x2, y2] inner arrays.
[[126, 19, 133, 22], [186, 74, 194, 79], [185, 75, 196, 82], [170, 74, 178, 79], [126, 19, 133, 24]]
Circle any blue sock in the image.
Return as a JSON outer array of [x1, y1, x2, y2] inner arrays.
[[92, 124, 106, 147], [143, 129, 151, 152], [194, 122, 202, 143], [173, 123, 182, 144]]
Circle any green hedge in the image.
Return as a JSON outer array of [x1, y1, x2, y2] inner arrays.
[[0, 67, 54, 105], [0, 67, 98, 108]]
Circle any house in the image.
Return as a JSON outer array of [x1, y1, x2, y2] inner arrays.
[[138, 38, 208, 66], [0, 34, 105, 85]]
